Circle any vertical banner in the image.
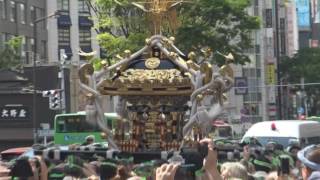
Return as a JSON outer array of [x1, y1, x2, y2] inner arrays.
[[295, 0, 311, 28], [266, 63, 276, 85]]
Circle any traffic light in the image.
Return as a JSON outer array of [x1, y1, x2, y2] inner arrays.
[[49, 91, 61, 110], [42, 90, 62, 110]]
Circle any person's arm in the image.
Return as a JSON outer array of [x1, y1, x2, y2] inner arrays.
[[34, 156, 48, 180], [82, 163, 98, 177], [200, 138, 223, 180], [156, 163, 179, 180], [0, 163, 10, 179]]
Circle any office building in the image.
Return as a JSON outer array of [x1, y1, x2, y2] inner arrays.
[[47, 0, 100, 63], [0, 0, 47, 63]]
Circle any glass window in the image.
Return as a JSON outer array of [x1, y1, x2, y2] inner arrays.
[[6, 33, 13, 41], [30, 38, 34, 54], [57, 0, 69, 11], [0, 33, 5, 50], [30, 6, 35, 26], [256, 54, 261, 67], [78, 0, 90, 16], [255, 44, 260, 54], [58, 28, 70, 46], [56, 115, 99, 133], [9, 1, 16, 22], [40, 40, 47, 59], [21, 36, 26, 57], [19, 3, 26, 24], [243, 93, 262, 102], [37, 8, 46, 29], [79, 29, 91, 46], [0, 0, 6, 19]]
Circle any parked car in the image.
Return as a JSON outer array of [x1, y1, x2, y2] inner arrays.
[[241, 120, 320, 148], [0, 147, 30, 162]]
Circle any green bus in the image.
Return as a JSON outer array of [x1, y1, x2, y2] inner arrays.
[[54, 111, 120, 145], [307, 116, 320, 122]]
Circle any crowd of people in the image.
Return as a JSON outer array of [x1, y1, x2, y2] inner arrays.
[[0, 136, 320, 180]]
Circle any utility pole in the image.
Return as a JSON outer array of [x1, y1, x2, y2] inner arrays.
[[60, 49, 67, 113], [275, 0, 282, 119], [32, 11, 60, 144]]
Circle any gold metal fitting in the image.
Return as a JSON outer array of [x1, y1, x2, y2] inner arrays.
[[188, 51, 196, 61], [124, 50, 132, 58], [169, 52, 178, 58], [196, 94, 204, 102], [169, 36, 175, 42], [115, 54, 123, 60], [145, 38, 151, 45], [101, 60, 107, 66]]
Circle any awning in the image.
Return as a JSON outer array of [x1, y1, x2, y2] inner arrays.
[[57, 15, 72, 27], [79, 16, 93, 27], [80, 46, 92, 53]]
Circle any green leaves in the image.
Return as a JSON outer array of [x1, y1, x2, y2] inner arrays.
[[177, 0, 259, 65], [93, 0, 259, 66], [0, 36, 23, 70], [280, 48, 320, 84]]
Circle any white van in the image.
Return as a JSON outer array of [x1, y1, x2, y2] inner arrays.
[[241, 120, 320, 148]]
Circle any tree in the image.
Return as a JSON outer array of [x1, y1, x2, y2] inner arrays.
[[279, 48, 320, 115], [88, 0, 260, 65], [176, 0, 260, 65], [280, 48, 320, 83], [0, 36, 23, 70], [88, 0, 149, 65]]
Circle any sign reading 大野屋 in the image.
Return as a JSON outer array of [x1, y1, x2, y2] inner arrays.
[[0, 105, 29, 120]]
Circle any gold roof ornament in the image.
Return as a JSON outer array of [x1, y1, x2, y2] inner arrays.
[[201, 48, 212, 61], [132, 0, 187, 34], [224, 53, 234, 62], [145, 57, 161, 69], [219, 52, 234, 78]]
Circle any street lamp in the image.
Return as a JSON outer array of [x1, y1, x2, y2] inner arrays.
[[32, 11, 60, 144]]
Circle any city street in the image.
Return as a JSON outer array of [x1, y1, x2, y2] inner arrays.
[[1, 0, 320, 179]]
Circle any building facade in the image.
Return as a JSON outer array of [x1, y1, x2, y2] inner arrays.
[[228, 0, 294, 128], [0, 0, 47, 63], [47, 0, 100, 63]]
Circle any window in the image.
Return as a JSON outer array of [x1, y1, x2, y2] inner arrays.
[[0, 0, 6, 19], [9, 1, 16, 22], [56, 115, 99, 133], [30, 38, 34, 54], [38, 8, 46, 29], [57, 0, 69, 12], [21, 36, 26, 57], [58, 28, 70, 46], [6, 33, 13, 41], [19, 3, 25, 24], [40, 40, 47, 59], [20, 36, 27, 63], [78, 0, 90, 16], [253, 0, 259, 16], [243, 93, 262, 102], [256, 54, 261, 67], [79, 29, 91, 46], [30, 6, 35, 26], [0, 33, 5, 50]]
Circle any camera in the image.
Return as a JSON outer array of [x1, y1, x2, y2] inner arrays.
[[279, 156, 290, 175], [174, 164, 195, 180], [197, 139, 242, 162]]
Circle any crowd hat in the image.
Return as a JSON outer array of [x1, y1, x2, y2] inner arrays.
[[297, 145, 320, 170]]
